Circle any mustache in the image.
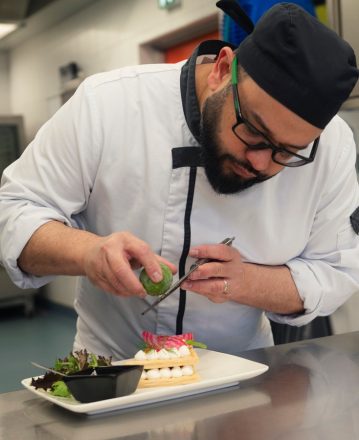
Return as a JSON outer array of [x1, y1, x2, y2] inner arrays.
[[220, 153, 268, 179]]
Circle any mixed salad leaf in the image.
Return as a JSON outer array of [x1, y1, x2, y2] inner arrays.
[[50, 380, 72, 398], [50, 350, 112, 375], [31, 350, 112, 396]]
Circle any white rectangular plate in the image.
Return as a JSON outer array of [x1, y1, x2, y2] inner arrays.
[[22, 349, 268, 415]]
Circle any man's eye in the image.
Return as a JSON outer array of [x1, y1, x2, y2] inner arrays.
[[276, 150, 294, 160], [244, 123, 262, 137]]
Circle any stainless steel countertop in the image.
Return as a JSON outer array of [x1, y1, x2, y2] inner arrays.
[[1, 331, 359, 440]]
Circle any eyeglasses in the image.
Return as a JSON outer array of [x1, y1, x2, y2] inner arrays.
[[231, 56, 320, 167]]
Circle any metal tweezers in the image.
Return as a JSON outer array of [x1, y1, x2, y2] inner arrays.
[[141, 236, 235, 315]]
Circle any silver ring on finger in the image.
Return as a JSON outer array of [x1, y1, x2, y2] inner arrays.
[[223, 279, 230, 295]]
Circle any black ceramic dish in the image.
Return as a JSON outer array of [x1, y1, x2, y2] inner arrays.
[[63, 365, 143, 403]]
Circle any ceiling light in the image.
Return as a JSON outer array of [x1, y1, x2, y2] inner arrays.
[[0, 23, 18, 40], [158, 0, 181, 10]]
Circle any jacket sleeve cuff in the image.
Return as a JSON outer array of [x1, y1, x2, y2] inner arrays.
[[266, 258, 323, 326], [1, 208, 70, 289]]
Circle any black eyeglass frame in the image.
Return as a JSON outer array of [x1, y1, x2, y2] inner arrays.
[[231, 56, 320, 168]]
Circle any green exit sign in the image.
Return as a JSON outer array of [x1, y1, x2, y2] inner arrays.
[[158, 0, 181, 9]]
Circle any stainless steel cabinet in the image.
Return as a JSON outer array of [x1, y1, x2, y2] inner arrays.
[[0, 267, 37, 316]]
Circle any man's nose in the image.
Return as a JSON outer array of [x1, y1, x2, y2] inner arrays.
[[245, 148, 273, 172]]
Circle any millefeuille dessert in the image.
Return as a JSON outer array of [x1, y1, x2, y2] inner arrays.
[[124, 331, 205, 388]]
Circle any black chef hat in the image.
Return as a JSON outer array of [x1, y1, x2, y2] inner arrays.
[[236, 3, 359, 129]]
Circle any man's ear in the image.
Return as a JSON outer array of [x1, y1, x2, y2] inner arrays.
[[207, 47, 235, 91]]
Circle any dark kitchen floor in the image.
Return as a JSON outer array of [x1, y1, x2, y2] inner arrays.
[[0, 300, 77, 393]]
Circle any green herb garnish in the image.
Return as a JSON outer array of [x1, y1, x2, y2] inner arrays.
[[186, 340, 207, 349], [50, 381, 71, 398]]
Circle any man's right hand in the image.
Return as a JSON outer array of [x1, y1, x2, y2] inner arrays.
[[83, 231, 177, 297]]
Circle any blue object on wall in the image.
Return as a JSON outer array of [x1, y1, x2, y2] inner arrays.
[[221, 0, 316, 46]]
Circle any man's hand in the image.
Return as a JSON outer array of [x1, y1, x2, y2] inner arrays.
[[181, 242, 245, 304], [83, 231, 177, 297], [181, 242, 304, 314]]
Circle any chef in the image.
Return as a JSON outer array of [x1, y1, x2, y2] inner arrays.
[[0, 4, 358, 358]]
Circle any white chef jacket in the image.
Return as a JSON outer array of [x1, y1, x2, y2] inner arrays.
[[0, 41, 359, 359]]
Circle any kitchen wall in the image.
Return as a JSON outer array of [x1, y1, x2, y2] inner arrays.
[[0, 51, 10, 114], [8, 0, 217, 143]]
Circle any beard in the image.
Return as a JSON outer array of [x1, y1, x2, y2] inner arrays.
[[199, 86, 272, 195]]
